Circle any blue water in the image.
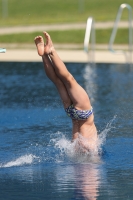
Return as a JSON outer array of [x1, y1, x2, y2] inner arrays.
[[0, 62, 133, 200]]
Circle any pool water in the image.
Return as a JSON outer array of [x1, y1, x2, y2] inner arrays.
[[0, 62, 133, 200]]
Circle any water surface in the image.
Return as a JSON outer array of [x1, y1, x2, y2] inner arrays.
[[0, 62, 133, 200]]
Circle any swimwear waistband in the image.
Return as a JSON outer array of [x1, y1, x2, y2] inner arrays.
[[65, 105, 93, 120]]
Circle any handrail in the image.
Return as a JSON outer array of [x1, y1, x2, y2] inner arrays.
[[84, 17, 95, 63], [109, 4, 132, 63]]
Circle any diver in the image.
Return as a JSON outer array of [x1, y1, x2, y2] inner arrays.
[[34, 32, 98, 153]]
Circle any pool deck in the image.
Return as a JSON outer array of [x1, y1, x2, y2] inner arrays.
[[0, 22, 132, 63], [0, 48, 130, 63], [0, 21, 132, 63]]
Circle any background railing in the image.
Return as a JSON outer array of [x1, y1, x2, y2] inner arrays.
[[109, 3, 132, 64], [84, 17, 95, 64]]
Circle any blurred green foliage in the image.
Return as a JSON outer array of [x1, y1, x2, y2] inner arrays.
[[0, 29, 129, 44], [0, 0, 132, 26], [0, 0, 132, 45]]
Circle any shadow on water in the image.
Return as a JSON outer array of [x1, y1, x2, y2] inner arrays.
[[0, 62, 133, 199]]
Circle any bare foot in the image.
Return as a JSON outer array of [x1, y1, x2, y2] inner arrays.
[[34, 36, 44, 56], [43, 32, 55, 55]]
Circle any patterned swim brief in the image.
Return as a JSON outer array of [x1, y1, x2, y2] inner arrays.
[[65, 104, 93, 120]]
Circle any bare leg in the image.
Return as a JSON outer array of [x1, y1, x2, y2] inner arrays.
[[43, 32, 91, 111], [34, 36, 72, 108]]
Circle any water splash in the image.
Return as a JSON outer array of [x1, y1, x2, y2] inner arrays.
[[0, 154, 37, 168], [0, 116, 116, 167], [51, 116, 116, 163], [98, 115, 117, 148]]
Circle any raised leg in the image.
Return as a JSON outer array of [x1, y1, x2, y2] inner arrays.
[[43, 32, 92, 111], [34, 35, 72, 109]]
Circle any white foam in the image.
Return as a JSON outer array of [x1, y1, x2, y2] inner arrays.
[[51, 133, 100, 163], [0, 117, 116, 167], [51, 116, 117, 163], [98, 115, 117, 147], [2, 154, 35, 168]]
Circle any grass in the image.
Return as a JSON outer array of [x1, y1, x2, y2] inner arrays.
[[0, 0, 132, 26], [0, 29, 130, 44], [0, 0, 131, 46]]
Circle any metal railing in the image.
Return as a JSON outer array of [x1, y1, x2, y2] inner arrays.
[[109, 4, 132, 64], [84, 17, 95, 63]]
